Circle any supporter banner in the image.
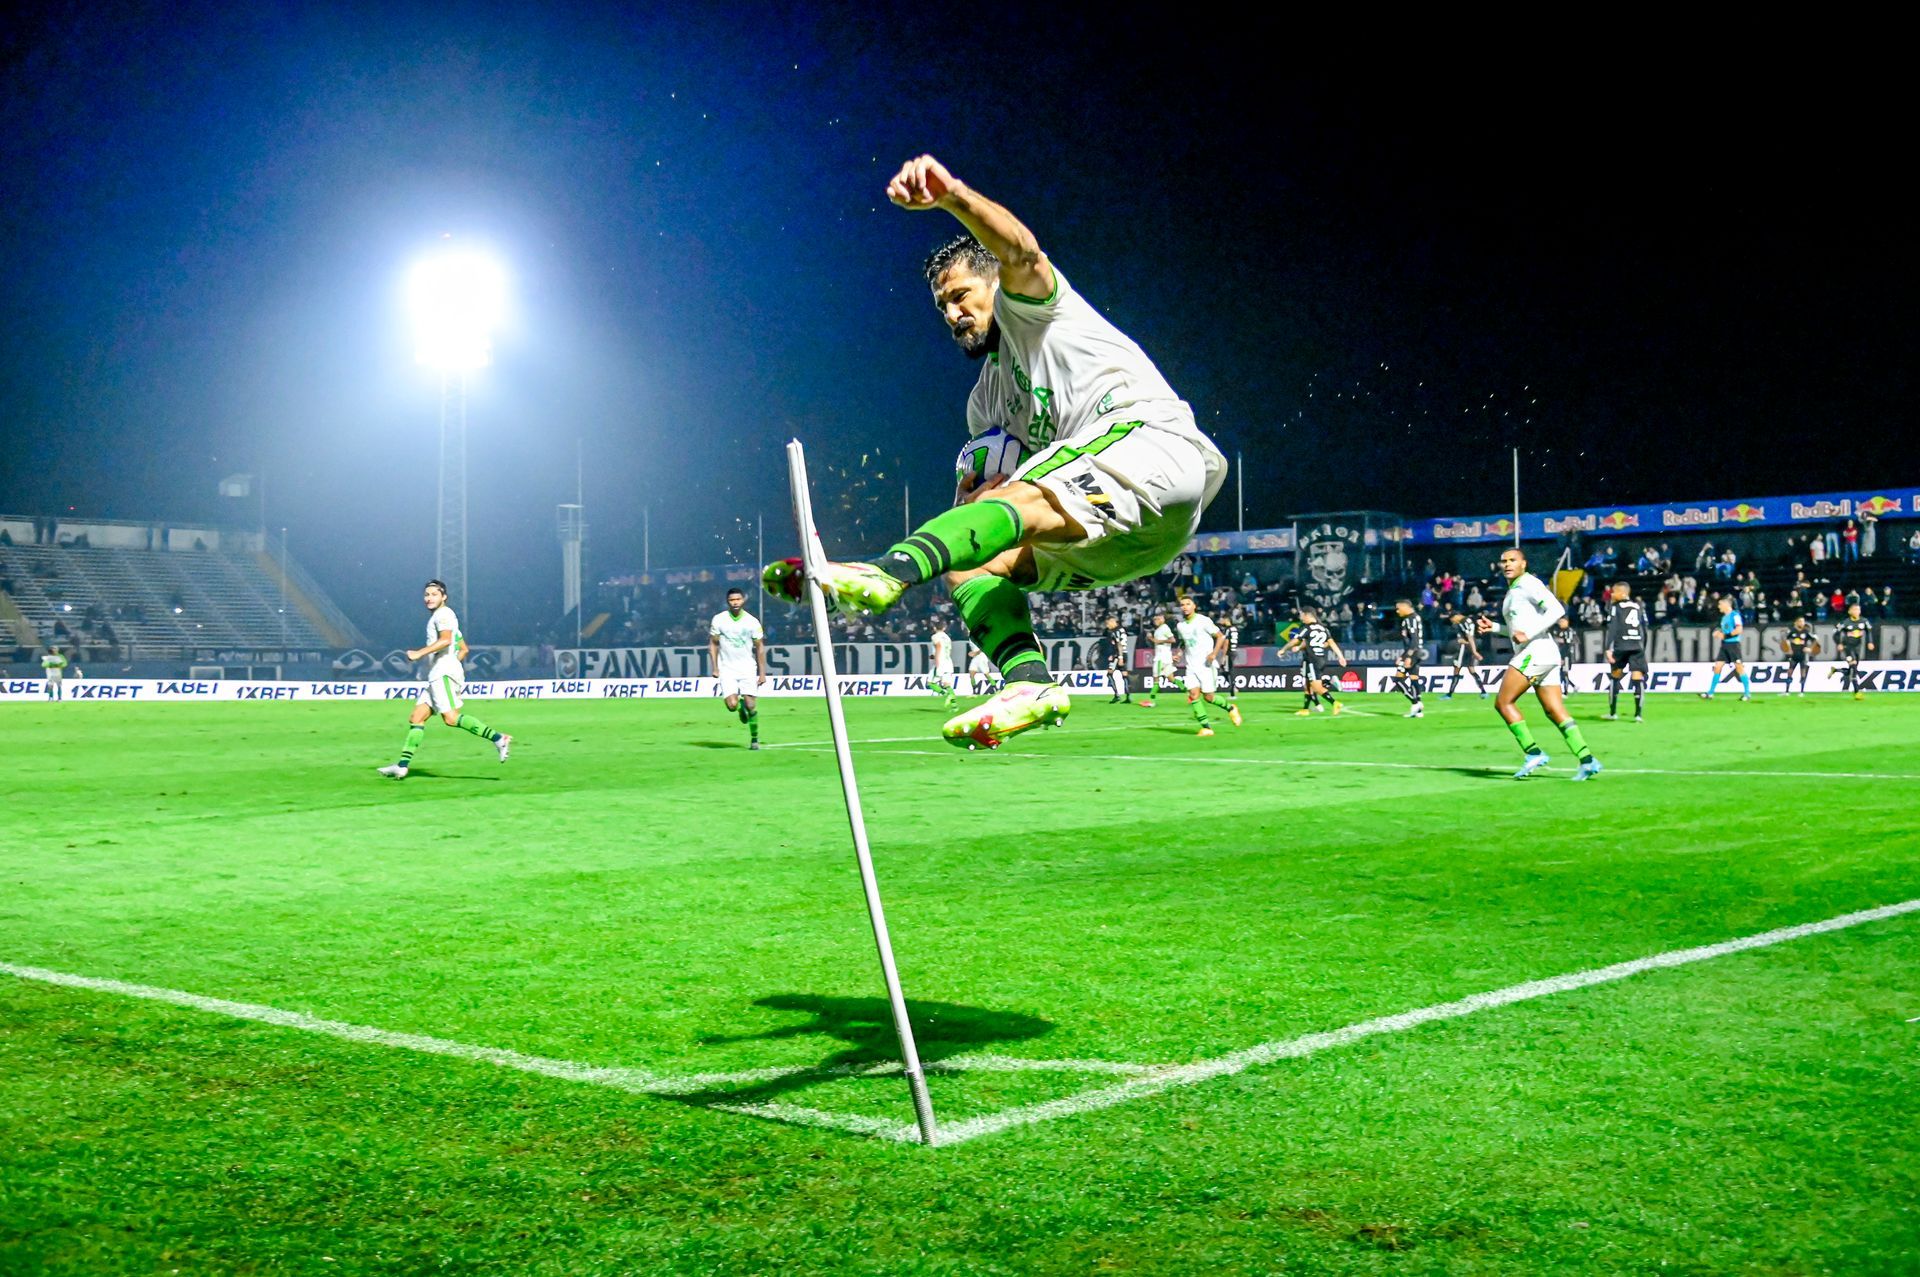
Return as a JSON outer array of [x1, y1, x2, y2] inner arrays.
[[601, 563, 759, 589], [559, 638, 1111, 680], [1407, 487, 1920, 546], [330, 646, 537, 678], [16, 662, 1918, 702]]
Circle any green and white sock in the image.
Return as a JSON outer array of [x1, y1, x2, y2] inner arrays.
[[398, 724, 426, 767], [877, 500, 1024, 586], [747, 709, 759, 742], [1191, 697, 1211, 728], [1557, 719, 1594, 764], [1506, 719, 1542, 756], [952, 574, 1050, 684], [453, 713, 501, 743]]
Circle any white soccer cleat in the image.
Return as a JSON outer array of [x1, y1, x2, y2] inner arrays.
[[1513, 752, 1551, 780], [495, 733, 513, 762], [378, 764, 409, 779], [942, 682, 1071, 750]]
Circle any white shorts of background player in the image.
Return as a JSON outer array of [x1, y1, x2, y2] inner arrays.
[[417, 673, 465, 716], [1183, 661, 1220, 696], [1013, 415, 1227, 593], [1507, 637, 1562, 688], [715, 668, 760, 700]]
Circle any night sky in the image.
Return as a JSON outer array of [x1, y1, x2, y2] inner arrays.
[[1, 8, 1907, 638]]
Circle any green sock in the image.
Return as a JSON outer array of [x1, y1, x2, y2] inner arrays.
[[1557, 719, 1594, 763], [453, 713, 500, 743], [747, 710, 759, 742], [1506, 719, 1541, 756], [877, 500, 1023, 585], [398, 724, 425, 766], [951, 574, 1050, 683], [1191, 697, 1210, 727]]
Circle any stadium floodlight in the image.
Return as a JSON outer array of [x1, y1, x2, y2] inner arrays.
[[408, 249, 505, 373], [785, 440, 939, 1146], [408, 246, 506, 615]]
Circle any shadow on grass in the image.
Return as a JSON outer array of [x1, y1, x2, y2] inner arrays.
[[681, 993, 1052, 1108]]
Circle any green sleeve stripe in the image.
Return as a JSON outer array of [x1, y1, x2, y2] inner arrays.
[[1001, 271, 1063, 306]]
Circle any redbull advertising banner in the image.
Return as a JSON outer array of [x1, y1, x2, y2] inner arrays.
[[1406, 488, 1920, 546]]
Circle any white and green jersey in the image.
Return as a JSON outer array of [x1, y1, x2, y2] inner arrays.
[[966, 267, 1211, 455], [1176, 614, 1221, 673], [1151, 621, 1176, 669], [425, 605, 464, 682], [709, 609, 763, 675], [41, 652, 67, 680], [930, 629, 954, 672], [1496, 573, 1565, 643]]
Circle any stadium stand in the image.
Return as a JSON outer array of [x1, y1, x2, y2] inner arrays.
[[0, 519, 365, 658]]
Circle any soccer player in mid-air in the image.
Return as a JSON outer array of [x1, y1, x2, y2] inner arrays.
[[1443, 611, 1487, 699], [1176, 596, 1239, 736], [763, 154, 1226, 748], [1140, 608, 1178, 707], [1834, 603, 1874, 700], [40, 644, 66, 702], [1478, 548, 1601, 781], [927, 619, 959, 711], [1601, 581, 1649, 721], [1781, 615, 1816, 696], [1095, 615, 1132, 703], [709, 587, 768, 748], [1390, 599, 1426, 718], [1699, 597, 1752, 701], [1280, 605, 1345, 716], [379, 580, 511, 779]]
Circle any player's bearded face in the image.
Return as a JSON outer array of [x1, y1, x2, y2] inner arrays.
[[933, 264, 1000, 360]]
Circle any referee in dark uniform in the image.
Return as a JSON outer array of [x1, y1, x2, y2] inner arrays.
[[1095, 616, 1133, 703]]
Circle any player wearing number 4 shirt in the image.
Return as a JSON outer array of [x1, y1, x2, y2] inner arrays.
[[710, 588, 768, 748], [1834, 604, 1875, 699], [760, 154, 1226, 751], [1781, 616, 1817, 696], [378, 579, 512, 779], [1279, 605, 1345, 715], [1601, 582, 1649, 721], [1479, 548, 1601, 780]]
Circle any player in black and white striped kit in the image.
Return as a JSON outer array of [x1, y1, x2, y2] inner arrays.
[[1390, 599, 1426, 718], [1444, 612, 1488, 699], [1601, 582, 1649, 721], [1551, 615, 1580, 694], [1280, 606, 1346, 716]]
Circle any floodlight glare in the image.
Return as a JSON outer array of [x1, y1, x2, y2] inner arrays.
[[409, 249, 505, 373]]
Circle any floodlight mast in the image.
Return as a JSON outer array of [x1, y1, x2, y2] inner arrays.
[[410, 249, 504, 618]]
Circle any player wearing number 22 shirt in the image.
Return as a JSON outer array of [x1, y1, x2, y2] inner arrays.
[[761, 153, 1226, 751]]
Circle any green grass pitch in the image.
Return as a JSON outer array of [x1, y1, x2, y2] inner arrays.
[[3, 691, 1917, 1274]]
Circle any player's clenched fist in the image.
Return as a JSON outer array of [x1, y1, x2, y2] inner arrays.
[[887, 154, 961, 209]]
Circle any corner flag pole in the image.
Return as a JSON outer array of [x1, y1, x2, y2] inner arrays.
[[785, 439, 939, 1146]]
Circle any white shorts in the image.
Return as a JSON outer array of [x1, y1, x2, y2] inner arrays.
[[1183, 663, 1219, 695], [1015, 416, 1227, 593], [715, 669, 760, 699], [1152, 651, 1175, 676], [418, 672, 464, 715], [1507, 637, 1562, 688], [933, 663, 956, 682]]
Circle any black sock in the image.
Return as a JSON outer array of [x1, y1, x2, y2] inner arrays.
[[1608, 683, 1619, 715], [1633, 682, 1645, 716]]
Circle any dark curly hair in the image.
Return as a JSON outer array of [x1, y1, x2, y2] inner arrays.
[[922, 233, 999, 288]]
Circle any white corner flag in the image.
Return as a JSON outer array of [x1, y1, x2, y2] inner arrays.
[[786, 439, 938, 1146]]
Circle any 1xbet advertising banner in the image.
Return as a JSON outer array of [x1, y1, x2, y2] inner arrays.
[[1405, 488, 1920, 546], [1384, 662, 1920, 695]]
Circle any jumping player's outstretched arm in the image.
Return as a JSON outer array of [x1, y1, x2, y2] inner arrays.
[[886, 154, 1054, 301]]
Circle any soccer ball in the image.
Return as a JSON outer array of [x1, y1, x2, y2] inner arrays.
[[954, 428, 1028, 492]]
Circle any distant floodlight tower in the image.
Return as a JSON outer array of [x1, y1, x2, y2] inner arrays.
[[409, 247, 505, 617]]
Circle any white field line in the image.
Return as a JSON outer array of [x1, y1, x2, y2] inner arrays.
[[786, 745, 1920, 783], [7, 899, 1915, 1147], [928, 896, 1920, 1146], [0, 960, 1143, 1094]]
